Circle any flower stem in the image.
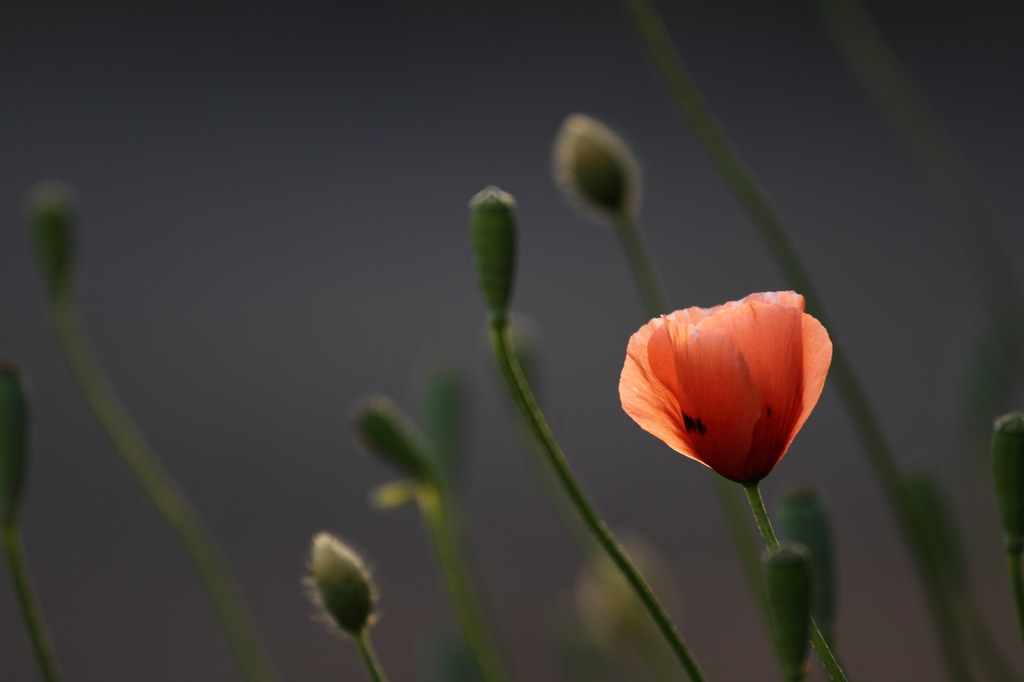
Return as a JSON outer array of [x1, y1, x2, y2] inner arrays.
[[488, 319, 706, 682], [743, 483, 848, 682], [612, 215, 670, 320], [2, 520, 61, 682], [621, 1, 976, 678], [417, 484, 508, 682], [1007, 551, 1024, 648], [353, 631, 389, 682], [47, 291, 278, 682]]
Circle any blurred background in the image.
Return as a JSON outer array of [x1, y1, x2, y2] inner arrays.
[[2, 0, 1023, 679]]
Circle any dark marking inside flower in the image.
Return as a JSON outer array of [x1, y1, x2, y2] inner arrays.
[[766, 406, 772, 418], [682, 412, 707, 436]]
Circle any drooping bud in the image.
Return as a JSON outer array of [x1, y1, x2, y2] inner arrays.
[[992, 412, 1024, 553], [0, 362, 28, 524], [469, 186, 517, 325], [351, 395, 436, 484], [763, 542, 812, 682], [28, 183, 76, 297], [776, 486, 836, 643], [306, 533, 376, 636], [553, 114, 640, 221]]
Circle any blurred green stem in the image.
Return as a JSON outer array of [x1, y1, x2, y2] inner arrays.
[[354, 631, 389, 682], [2, 520, 61, 682], [612, 216, 669, 319], [417, 484, 508, 682], [47, 290, 278, 682], [742, 483, 847, 682], [488, 318, 706, 682], [621, 0, 975, 678], [1008, 551, 1024, 647]]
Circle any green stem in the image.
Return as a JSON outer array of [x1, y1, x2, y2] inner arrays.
[[1008, 551, 1024, 648], [353, 631, 389, 682], [417, 484, 508, 682], [612, 215, 670, 320], [622, 1, 976, 678], [743, 483, 848, 682], [47, 291, 278, 682], [488, 319, 706, 682], [2, 520, 62, 682], [955, 594, 1020, 682]]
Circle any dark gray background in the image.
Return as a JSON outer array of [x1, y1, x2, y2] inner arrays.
[[2, 0, 1023, 679]]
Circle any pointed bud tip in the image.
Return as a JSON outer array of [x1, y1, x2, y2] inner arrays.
[[469, 185, 516, 211], [307, 532, 376, 636], [995, 412, 1024, 436]]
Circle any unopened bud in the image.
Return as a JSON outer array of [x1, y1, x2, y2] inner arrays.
[[992, 412, 1024, 553], [553, 114, 639, 221], [352, 395, 435, 484], [0, 362, 28, 523], [763, 542, 812, 682], [28, 183, 76, 297], [307, 533, 376, 636], [776, 486, 836, 643], [469, 186, 517, 324]]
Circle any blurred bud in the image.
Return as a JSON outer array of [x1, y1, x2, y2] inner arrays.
[[418, 362, 464, 482], [0, 362, 28, 524], [992, 412, 1024, 552], [369, 480, 419, 510], [28, 182, 76, 297], [352, 395, 436, 484], [469, 186, 517, 324], [902, 471, 967, 595], [553, 114, 640, 221], [306, 533, 376, 636], [776, 486, 836, 643], [763, 542, 812, 682]]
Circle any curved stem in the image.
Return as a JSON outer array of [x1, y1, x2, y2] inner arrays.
[[353, 631, 389, 682], [488, 319, 706, 682], [417, 484, 508, 682], [48, 291, 278, 682], [1008, 551, 1024, 648], [612, 215, 670, 320], [2, 521, 62, 682], [743, 483, 848, 682]]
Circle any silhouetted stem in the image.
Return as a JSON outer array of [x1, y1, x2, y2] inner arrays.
[[743, 483, 848, 682], [47, 291, 278, 682], [2, 521, 61, 682], [353, 631, 389, 682], [417, 484, 508, 682], [488, 319, 706, 682]]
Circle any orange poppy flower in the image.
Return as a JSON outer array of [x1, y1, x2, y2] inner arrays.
[[619, 291, 832, 483]]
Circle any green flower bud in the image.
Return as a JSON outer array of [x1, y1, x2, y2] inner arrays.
[[992, 412, 1024, 553], [0, 362, 28, 524], [763, 542, 812, 682], [28, 183, 76, 297], [351, 395, 436, 483], [776, 486, 836, 643], [553, 114, 640, 221], [469, 186, 517, 324], [307, 533, 376, 636]]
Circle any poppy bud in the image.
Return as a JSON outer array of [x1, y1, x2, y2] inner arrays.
[[553, 114, 639, 221], [307, 533, 376, 636], [776, 486, 836, 643], [469, 186, 517, 324], [28, 183, 76, 297], [0, 362, 28, 524], [351, 395, 436, 484], [763, 542, 812, 681], [992, 412, 1024, 553]]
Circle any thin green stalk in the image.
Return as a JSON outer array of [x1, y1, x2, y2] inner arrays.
[[612, 213, 772, 632], [2, 521, 61, 682], [1008, 551, 1024, 648], [47, 291, 278, 682], [417, 484, 507, 682], [353, 631, 389, 682], [742, 483, 848, 682], [621, 1, 975, 678], [955, 595, 1020, 682], [488, 319, 706, 682]]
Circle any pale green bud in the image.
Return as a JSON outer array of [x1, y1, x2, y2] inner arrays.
[[553, 114, 640, 221], [992, 412, 1024, 552], [469, 186, 517, 324], [307, 533, 376, 636]]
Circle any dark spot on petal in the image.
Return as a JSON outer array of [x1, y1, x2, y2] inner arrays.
[[766, 406, 772, 418], [682, 412, 708, 436]]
